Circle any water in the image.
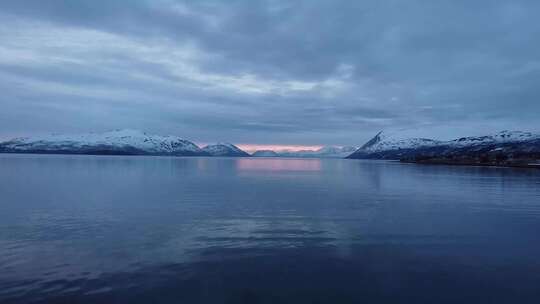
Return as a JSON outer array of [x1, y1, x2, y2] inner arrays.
[[1, 154, 540, 303]]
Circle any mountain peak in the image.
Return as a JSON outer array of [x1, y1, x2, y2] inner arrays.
[[359, 131, 384, 150], [352, 130, 440, 155]]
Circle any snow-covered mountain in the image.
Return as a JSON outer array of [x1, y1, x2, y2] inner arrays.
[[447, 130, 539, 147], [347, 130, 540, 166], [0, 129, 208, 156], [359, 130, 441, 152], [202, 143, 250, 157]]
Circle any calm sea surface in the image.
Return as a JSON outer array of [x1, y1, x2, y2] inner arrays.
[[1, 154, 540, 303]]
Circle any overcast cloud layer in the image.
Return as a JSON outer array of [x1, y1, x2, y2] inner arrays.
[[0, 0, 539, 145]]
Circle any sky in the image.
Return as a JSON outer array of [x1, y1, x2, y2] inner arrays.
[[0, 0, 539, 148]]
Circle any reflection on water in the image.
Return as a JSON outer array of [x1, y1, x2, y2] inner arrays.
[[236, 157, 321, 171], [0, 155, 540, 303]]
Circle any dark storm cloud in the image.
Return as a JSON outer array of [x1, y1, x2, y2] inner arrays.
[[0, 0, 539, 144]]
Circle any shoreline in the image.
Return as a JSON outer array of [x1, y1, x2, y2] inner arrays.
[[400, 159, 540, 169]]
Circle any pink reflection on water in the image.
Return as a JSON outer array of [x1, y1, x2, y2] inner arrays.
[[236, 158, 321, 172]]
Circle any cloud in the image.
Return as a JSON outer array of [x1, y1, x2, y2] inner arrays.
[[0, 0, 539, 144]]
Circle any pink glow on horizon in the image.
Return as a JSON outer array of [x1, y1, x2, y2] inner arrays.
[[235, 144, 323, 153], [194, 142, 324, 153]]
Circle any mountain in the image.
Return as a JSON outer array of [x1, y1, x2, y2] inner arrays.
[[347, 130, 540, 167], [202, 143, 250, 157], [277, 146, 358, 158], [0, 129, 208, 156], [445, 130, 539, 147], [252, 150, 279, 157], [347, 130, 441, 159], [357, 130, 442, 151]]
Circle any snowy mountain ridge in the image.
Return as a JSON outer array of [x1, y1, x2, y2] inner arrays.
[[0, 129, 206, 156], [355, 130, 540, 153], [347, 130, 540, 164], [447, 130, 540, 147]]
